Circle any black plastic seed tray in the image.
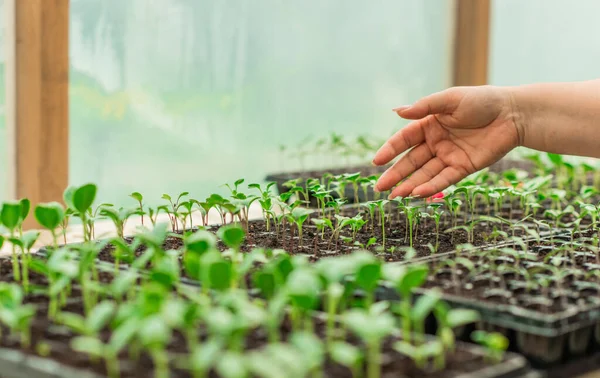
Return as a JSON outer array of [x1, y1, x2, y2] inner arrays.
[[376, 233, 600, 366]]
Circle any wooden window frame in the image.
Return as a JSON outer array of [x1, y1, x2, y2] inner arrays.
[[2, 0, 489, 229], [5, 0, 70, 229], [452, 0, 491, 86]]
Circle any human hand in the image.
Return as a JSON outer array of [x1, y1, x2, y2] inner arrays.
[[372, 85, 523, 199]]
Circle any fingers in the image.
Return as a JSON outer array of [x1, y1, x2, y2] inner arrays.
[[375, 143, 433, 192], [372, 118, 427, 166], [412, 166, 468, 198], [393, 87, 462, 120], [388, 158, 445, 199]]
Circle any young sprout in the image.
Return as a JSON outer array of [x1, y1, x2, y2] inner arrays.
[[57, 300, 115, 339], [29, 248, 79, 319], [343, 306, 394, 378], [403, 204, 422, 248], [343, 172, 362, 203], [433, 302, 480, 367], [308, 184, 333, 218], [1, 200, 28, 281], [329, 342, 363, 378], [0, 283, 36, 348], [383, 264, 429, 343], [286, 208, 314, 248], [427, 203, 444, 251], [217, 224, 246, 287], [358, 176, 373, 202], [311, 217, 333, 243], [7, 230, 40, 293], [442, 195, 462, 229], [249, 182, 277, 231], [350, 251, 382, 308], [161, 192, 189, 232], [393, 339, 444, 371], [34, 202, 65, 250], [366, 200, 389, 249], [446, 216, 501, 244], [315, 256, 357, 344], [129, 192, 145, 225], [286, 267, 321, 332], [471, 330, 509, 364], [100, 207, 139, 239]]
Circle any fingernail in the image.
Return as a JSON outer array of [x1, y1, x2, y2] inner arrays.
[[392, 105, 411, 112], [371, 160, 378, 166], [387, 193, 395, 200]]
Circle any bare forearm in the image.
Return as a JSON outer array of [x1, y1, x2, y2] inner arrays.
[[509, 79, 600, 158]]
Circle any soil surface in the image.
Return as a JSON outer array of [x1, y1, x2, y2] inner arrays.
[[93, 205, 526, 273]]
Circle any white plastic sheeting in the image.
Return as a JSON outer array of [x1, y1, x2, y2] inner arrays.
[[68, 0, 453, 206]]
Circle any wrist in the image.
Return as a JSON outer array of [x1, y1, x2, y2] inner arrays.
[[503, 85, 531, 149]]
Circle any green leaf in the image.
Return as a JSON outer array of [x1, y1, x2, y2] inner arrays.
[[34, 202, 65, 230], [72, 184, 97, 214], [109, 270, 138, 298], [398, 265, 429, 297], [190, 339, 221, 373], [87, 301, 116, 333], [412, 290, 441, 321], [446, 309, 480, 328], [204, 258, 232, 291], [139, 316, 170, 348], [205, 307, 235, 335], [286, 269, 321, 311], [217, 225, 246, 250], [184, 230, 217, 255], [129, 192, 143, 202], [253, 271, 276, 299], [216, 351, 247, 378], [329, 342, 361, 368], [58, 312, 86, 334], [343, 308, 394, 342], [19, 199, 31, 221], [20, 230, 40, 250], [290, 332, 324, 370], [1, 201, 22, 230], [547, 152, 564, 166], [355, 262, 381, 292], [71, 336, 105, 358], [109, 318, 138, 352], [246, 349, 287, 378]]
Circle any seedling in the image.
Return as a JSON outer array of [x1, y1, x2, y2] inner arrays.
[[34, 202, 65, 249], [129, 192, 145, 225], [63, 183, 98, 242], [1, 200, 27, 281], [383, 264, 428, 343], [344, 306, 394, 378], [471, 330, 509, 364], [286, 208, 314, 247]]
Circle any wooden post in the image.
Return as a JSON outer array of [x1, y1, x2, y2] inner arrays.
[[6, 0, 70, 229], [452, 0, 490, 86]]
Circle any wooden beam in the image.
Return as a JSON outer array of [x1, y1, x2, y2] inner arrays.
[[452, 0, 490, 86], [7, 0, 69, 228]]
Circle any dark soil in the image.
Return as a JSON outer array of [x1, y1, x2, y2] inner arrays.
[[92, 205, 525, 275]]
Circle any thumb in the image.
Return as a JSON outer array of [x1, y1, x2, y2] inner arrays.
[[393, 87, 463, 120]]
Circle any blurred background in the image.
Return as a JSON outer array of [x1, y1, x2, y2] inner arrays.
[[1, 0, 600, 207]]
